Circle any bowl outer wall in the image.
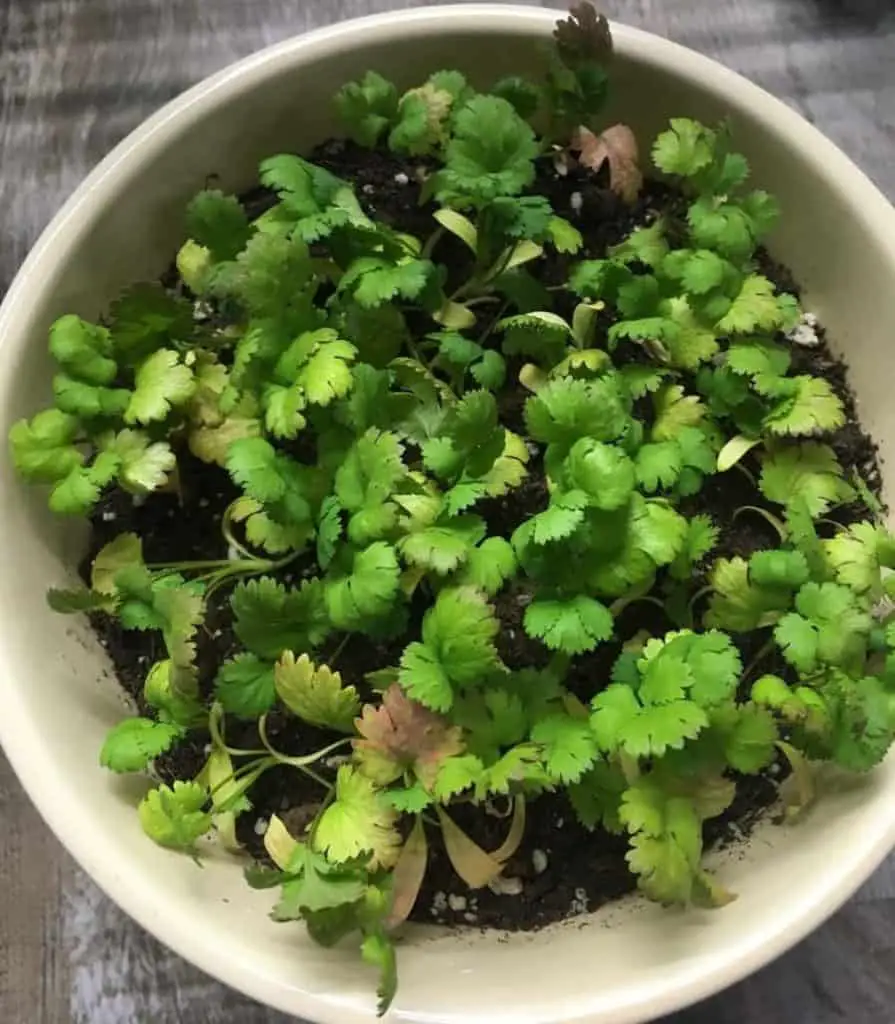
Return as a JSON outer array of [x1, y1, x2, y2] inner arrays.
[[1, 6, 895, 1024]]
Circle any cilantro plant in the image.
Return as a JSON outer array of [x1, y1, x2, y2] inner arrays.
[[9, 3, 895, 1016]]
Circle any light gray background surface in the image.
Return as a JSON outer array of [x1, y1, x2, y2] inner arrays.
[[1, 1, 894, 1021]]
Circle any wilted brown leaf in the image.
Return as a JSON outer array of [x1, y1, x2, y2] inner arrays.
[[554, 3, 613, 67], [386, 816, 429, 929], [354, 683, 464, 787], [572, 123, 643, 203]]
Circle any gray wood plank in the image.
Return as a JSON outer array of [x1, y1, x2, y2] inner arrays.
[[1, 1, 894, 1022]]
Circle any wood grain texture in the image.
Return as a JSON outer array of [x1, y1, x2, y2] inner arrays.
[[1, 1, 894, 1021]]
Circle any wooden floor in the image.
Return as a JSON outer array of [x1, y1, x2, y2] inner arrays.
[[1, 1, 894, 1021]]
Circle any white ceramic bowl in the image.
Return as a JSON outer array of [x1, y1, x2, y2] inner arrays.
[[2, 6, 895, 1023]]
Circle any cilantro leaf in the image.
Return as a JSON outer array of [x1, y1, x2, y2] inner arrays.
[[100, 717, 184, 773], [138, 780, 212, 852], [335, 71, 399, 147], [9, 409, 82, 482], [774, 582, 871, 674], [232, 577, 329, 659], [619, 780, 704, 904], [524, 594, 614, 655], [355, 683, 463, 787], [185, 190, 251, 263], [325, 542, 401, 631], [438, 95, 538, 204], [275, 651, 360, 732], [398, 587, 500, 711], [530, 713, 599, 783], [399, 515, 486, 575], [760, 443, 853, 518], [215, 653, 277, 718], [313, 765, 401, 869], [125, 349, 195, 425]]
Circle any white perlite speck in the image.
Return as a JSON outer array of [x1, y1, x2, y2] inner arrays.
[[570, 887, 589, 915], [101, 510, 116, 522], [786, 310, 820, 347], [362, 183, 375, 194], [570, 191, 583, 215], [432, 891, 448, 912], [532, 849, 548, 875], [488, 875, 523, 897], [447, 894, 468, 912], [394, 171, 410, 185], [253, 817, 268, 837]]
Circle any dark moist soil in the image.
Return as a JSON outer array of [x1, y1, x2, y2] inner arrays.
[[86, 139, 883, 934]]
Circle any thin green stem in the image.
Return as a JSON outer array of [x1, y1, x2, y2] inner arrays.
[[478, 299, 510, 346], [742, 638, 774, 682], [258, 715, 350, 770], [327, 634, 351, 666], [421, 226, 445, 261]]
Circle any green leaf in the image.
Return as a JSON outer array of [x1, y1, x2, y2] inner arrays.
[[100, 717, 183, 773], [652, 119, 715, 178], [185, 190, 251, 262], [125, 349, 195, 425], [341, 256, 435, 309], [619, 780, 703, 904], [399, 515, 486, 575], [591, 683, 707, 761], [313, 765, 400, 869], [215, 653, 276, 718], [138, 780, 212, 852], [49, 314, 117, 384], [438, 95, 538, 203], [325, 542, 401, 631], [362, 930, 398, 1018], [635, 441, 682, 493], [705, 556, 788, 632], [652, 385, 705, 442], [763, 376, 845, 436], [458, 537, 517, 595], [275, 651, 360, 732], [232, 577, 329, 659], [717, 275, 788, 334], [9, 409, 82, 482], [398, 587, 500, 711], [719, 703, 778, 773], [524, 595, 613, 655], [824, 521, 892, 595], [105, 429, 176, 493], [749, 549, 810, 590], [760, 443, 853, 518], [526, 490, 589, 544], [565, 438, 636, 510], [774, 582, 871, 673], [335, 430, 405, 512], [335, 71, 399, 147], [530, 713, 599, 783]]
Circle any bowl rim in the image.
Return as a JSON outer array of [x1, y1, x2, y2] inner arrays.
[[2, 6, 895, 1023]]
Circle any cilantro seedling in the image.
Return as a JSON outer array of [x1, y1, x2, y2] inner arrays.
[[10, 5, 895, 1016]]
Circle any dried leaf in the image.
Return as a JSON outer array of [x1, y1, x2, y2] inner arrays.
[[436, 807, 504, 889], [385, 816, 429, 929], [554, 4, 613, 66], [490, 794, 527, 863], [573, 124, 643, 203], [354, 683, 464, 786], [777, 741, 816, 820], [264, 814, 299, 870]]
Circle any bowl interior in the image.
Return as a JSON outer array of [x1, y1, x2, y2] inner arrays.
[[2, 7, 895, 1024]]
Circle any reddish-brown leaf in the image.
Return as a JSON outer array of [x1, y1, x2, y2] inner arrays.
[[572, 123, 643, 203], [553, 4, 613, 67], [354, 683, 464, 787]]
